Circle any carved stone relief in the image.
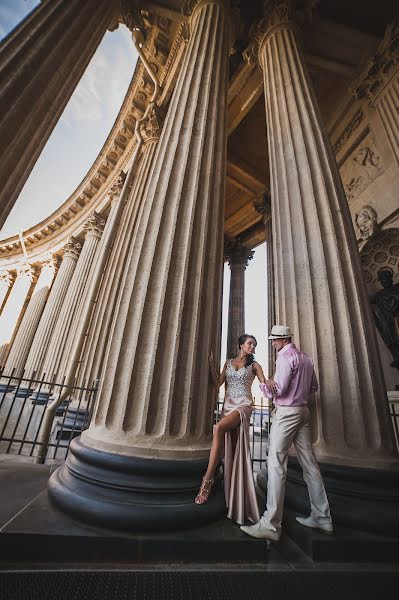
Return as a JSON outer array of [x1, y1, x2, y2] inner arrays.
[[339, 129, 384, 204]]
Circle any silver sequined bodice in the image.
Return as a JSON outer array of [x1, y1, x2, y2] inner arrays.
[[226, 359, 254, 400]]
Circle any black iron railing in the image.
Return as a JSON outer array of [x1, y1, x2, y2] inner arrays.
[[0, 368, 98, 464]]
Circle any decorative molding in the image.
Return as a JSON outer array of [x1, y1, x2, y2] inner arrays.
[[253, 191, 272, 224], [353, 19, 399, 105], [339, 129, 385, 204], [333, 110, 364, 156]]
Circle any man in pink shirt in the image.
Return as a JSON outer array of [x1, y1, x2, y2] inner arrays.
[[241, 325, 333, 542]]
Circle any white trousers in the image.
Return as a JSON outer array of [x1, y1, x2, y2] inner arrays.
[[262, 406, 331, 535]]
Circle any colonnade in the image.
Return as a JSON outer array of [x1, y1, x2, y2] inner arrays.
[[0, 0, 397, 535]]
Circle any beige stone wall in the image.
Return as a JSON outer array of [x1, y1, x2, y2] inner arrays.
[[328, 76, 399, 390]]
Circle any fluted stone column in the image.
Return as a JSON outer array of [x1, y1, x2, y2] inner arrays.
[[76, 112, 163, 390], [0, 263, 37, 368], [23, 238, 81, 384], [49, 0, 233, 532], [0, 271, 15, 315], [254, 192, 275, 377], [36, 214, 103, 396], [355, 20, 399, 165], [3, 255, 59, 380], [251, 0, 399, 536], [57, 213, 105, 382], [224, 239, 254, 358], [0, 0, 118, 228]]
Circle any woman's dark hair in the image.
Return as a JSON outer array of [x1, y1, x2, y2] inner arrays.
[[238, 334, 257, 367]]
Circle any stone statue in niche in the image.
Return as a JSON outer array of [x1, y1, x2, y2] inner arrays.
[[369, 269, 399, 369], [355, 205, 379, 241]]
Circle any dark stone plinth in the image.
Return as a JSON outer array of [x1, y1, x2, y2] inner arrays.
[[0, 485, 271, 566], [284, 457, 399, 538], [48, 437, 227, 533], [282, 508, 399, 563]]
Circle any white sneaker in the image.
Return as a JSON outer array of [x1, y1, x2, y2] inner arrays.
[[296, 515, 334, 534], [240, 518, 279, 541]]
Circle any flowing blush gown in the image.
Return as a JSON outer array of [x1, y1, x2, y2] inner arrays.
[[221, 360, 260, 525]]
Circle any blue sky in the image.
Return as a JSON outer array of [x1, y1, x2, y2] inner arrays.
[[0, 0, 269, 387]]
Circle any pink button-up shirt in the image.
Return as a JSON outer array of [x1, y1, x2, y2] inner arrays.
[[260, 343, 318, 406]]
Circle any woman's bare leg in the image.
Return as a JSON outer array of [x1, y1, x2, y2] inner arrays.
[[195, 410, 241, 504]]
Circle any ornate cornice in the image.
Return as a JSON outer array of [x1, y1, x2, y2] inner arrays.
[[243, 0, 318, 66], [353, 19, 399, 104], [61, 237, 82, 262], [0, 18, 179, 260], [83, 212, 106, 238]]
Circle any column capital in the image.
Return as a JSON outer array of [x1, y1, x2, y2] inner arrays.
[[243, 0, 317, 66], [253, 191, 272, 225], [140, 105, 165, 143], [0, 270, 15, 288], [224, 238, 254, 269], [16, 261, 38, 283], [353, 19, 399, 105], [183, 0, 239, 49], [38, 252, 61, 274], [108, 171, 127, 204], [109, 0, 145, 34], [83, 211, 105, 239], [61, 236, 82, 261]]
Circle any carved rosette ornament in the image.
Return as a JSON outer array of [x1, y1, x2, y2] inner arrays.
[[354, 19, 399, 104], [61, 237, 82, 261], [140, 106, 164, 143], [83, 212, 105, 239], [243, 0, 317, 66]]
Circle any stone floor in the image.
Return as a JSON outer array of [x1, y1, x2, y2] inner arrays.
[[0, 456, 398, 599]]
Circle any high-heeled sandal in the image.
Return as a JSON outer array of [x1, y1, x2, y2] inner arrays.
[[194, 477, 214, 504]]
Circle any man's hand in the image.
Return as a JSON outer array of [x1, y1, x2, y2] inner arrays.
[[264, 379, 278, 395]]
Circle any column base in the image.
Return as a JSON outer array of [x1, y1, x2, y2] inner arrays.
[[257, 457, 399, 537], [48, 437, 226, 532]]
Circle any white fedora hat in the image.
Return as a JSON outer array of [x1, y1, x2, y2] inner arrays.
[[268, 325, 293, 339]]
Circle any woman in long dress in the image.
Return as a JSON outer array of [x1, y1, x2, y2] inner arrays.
[[195, 334, 266, 525]]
